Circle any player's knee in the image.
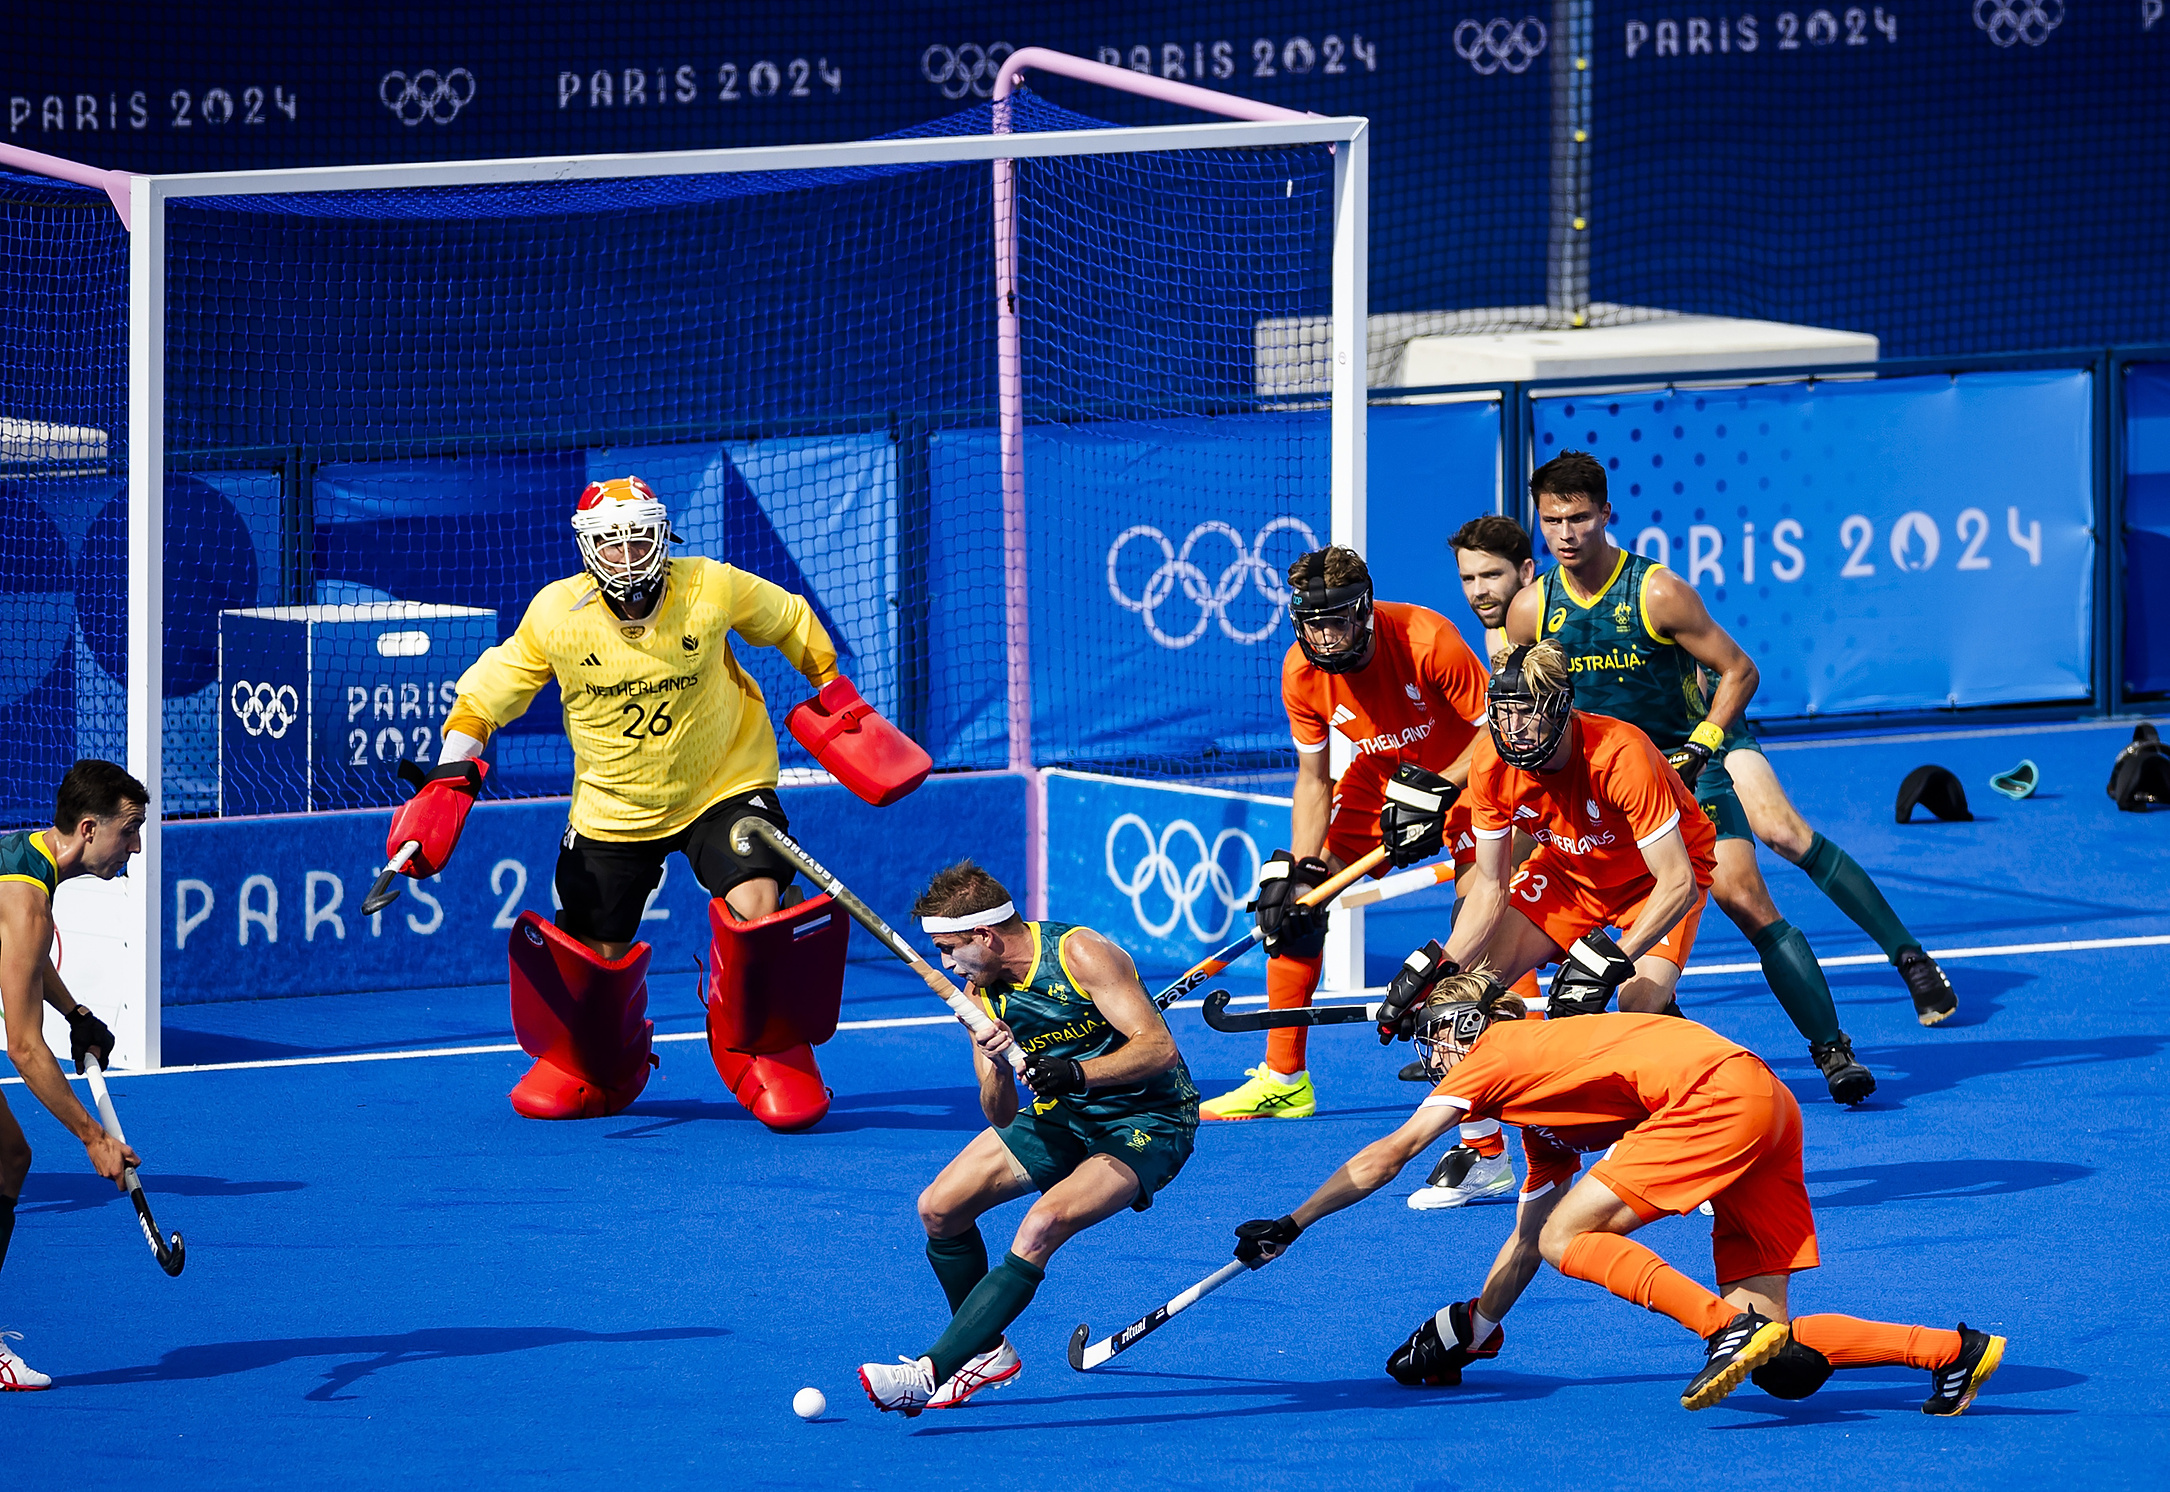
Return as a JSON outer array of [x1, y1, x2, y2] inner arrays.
[[1535, 1213, 1585, 1267], [0, 1136, 30, 1191], [1755, 815, 1814, 862], [917, 1185, 965, 1238]]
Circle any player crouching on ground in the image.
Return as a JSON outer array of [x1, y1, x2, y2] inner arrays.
[[1202, 545, 1488, 1131], [858, 862, 1200, 1416], [0, 760, 143, 1388], [385, 475, 853, 1130], [1229, 971, 2006, 1415]]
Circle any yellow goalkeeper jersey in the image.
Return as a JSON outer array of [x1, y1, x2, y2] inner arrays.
[[447, 558, 839, 841]]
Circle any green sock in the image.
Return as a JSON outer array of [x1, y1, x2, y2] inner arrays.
[[1749, 918, 1842, 1045], [926, 1227, 989, 1314], [925, 1251, 1044, 1383], [1797, 833, 1921, 962]]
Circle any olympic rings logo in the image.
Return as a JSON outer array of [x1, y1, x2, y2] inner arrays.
[[1104, 813, 1262, 943], [379, 68, 477, 126], [920, 43, 1014, 99], [1454, 18, 1548, 74], [230, 680, 301, 739], [1107, 518, 1320, 650], [1973, 0, 2062, 45]]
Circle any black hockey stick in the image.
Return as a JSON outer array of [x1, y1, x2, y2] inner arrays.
[[1069, 1257, 1260, 1370], [1201, 988, 1382, 1033], [82, 1056, 184, 1277]]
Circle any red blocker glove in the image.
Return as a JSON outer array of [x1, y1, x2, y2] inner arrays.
[[385, 758, 489, 878], [787, 676, 931, 807]]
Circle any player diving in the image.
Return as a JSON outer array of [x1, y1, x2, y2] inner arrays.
[[369, 474, 921, 1132], [857, 862, 1199, 1416], [1228, 968, 2005, 1415]]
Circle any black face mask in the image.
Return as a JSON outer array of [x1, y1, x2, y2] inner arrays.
[[1290, 582, 1374, 674], [1487, 645, 1573, 770]]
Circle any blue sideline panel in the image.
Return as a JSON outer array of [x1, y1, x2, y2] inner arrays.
[[1365, 399, 1506, 661], [160, 772, 1025, 1004], [2124, 362, 2170, 696]]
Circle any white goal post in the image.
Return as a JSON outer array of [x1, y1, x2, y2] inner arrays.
[[22, 102, 1370, 1068]]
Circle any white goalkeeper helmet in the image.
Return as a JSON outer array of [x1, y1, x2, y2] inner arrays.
[[572, 476, 682, 617]]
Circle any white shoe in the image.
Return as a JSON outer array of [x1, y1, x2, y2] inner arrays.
[[857, 1354, 937, 1417], [928, 1337, 1022, 1409], [1408, 1147, 1517, 1210], [0, 1332, 51, 1391]]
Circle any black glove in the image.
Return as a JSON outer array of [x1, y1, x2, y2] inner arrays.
[[1378, 938, 1456, 1045], [66, 1005, 116, 1075], [1234, 1214, 1304, 1264], [1379, 764, 1458, 868], [1666, 741, 1711, 790], [1547, 930, 1636, 1018], [1249, 851, 1331, 959], [1023, 1053, 1087, 1098]]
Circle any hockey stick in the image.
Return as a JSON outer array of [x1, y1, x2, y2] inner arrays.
[[1069, 1257, 1259, 1370], [1336, 859, 1455, 910], [728, 817, 1027, 1075], [1150, 846, 1394, 1011], [359, 839, 420, 916], [1201, 989, 1381, 1033], [81, 1056, 185, 1277]]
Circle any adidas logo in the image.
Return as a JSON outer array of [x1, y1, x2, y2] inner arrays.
[[1329, 704, 1357, 727], [580, 652, 601, 667], [1514, 804, 1540, 821], [1404, 683, 1422, 701]]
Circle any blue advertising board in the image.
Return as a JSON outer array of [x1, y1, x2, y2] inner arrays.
[[163, 771, 1025, 1003], [1366, 399, 1505, 658], [1042, 768, 1289, 977], [2124, 363, 2170, 697], [1530, 370, 2095, 716]]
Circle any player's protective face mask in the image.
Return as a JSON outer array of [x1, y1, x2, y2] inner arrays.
[[1413, 1000, 1491, 1080]]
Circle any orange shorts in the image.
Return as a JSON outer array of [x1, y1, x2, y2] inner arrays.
[[1589, 1053, 1822, 1284], [1506, 847, 1706, 967], [1325, 800, 1477, 875]]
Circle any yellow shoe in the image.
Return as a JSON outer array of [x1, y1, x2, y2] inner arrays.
[[1199, 1065, 1316, 1121]]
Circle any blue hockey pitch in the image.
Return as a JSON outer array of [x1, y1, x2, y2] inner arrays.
[[6, 720, 2162, 1491]]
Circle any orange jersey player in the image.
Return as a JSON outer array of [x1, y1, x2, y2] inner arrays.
[[1226, 975, 2006, 1416], [1199, 545, 1490, 1125]]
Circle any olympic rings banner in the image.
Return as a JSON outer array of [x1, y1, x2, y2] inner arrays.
[[1529, 370, 2096, 716], [1043, 768, 1291, 976]]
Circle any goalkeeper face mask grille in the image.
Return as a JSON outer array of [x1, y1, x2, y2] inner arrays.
[[1290, 580, 1374, 675], [1488, 644, 1573, 771], [573, 476, 681, 613]]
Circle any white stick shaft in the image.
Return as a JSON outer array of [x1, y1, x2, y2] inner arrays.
[[83, 1057, 128, 1145], [1080, 1258, 1255, 1369], [1337, 861, 1454, 910], [385, 840, 420, 875]]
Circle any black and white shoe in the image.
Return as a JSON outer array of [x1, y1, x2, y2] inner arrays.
[[1408, 1146, 1517, 1210], [1681, 1309, 1790, 1410], [1897, 948, 1957, 1026], [1810, 1034, 1876, 1105], [1385, 1299, 1502, 1387], [1922, 1323, 2005, 1416]]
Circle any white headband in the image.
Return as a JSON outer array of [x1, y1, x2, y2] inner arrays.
[[920, 901, 1017, 934]]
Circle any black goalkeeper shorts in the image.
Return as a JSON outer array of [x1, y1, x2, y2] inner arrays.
[[552, 789, 794, 945]]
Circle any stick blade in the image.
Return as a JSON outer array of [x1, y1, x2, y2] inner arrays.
[[359, 869, 403, 916], [1067, 1322, 1090, 1371], [159, 1233, 185, 1277]]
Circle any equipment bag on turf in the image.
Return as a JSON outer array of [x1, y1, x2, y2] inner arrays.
[[384, 758, 489, 877], [704, 892, 849, 1054], [786, 676, 931, 807]]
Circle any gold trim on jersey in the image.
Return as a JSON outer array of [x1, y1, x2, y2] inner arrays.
[[1557, 549, 1628, 610], [1637, 562, 1674, 645]]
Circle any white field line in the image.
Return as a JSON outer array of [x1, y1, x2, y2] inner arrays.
[[13, 932, 2166, 1085]]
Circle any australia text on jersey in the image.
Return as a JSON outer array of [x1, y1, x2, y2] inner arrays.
[[1019, 1015, 1110, 1056]]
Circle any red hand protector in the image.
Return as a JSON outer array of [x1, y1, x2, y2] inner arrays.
[[384, 758, 489, 878], [787, 676, 931, 807]]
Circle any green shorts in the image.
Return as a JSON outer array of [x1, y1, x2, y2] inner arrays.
[[996, 1102, 1196, 1212], [1694, 755, 1755, 844]]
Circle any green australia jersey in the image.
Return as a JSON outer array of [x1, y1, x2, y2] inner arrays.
[[0, 829, 58, 901], [979, 921, 1200, 1125], [1536, 549, 1706, 752]]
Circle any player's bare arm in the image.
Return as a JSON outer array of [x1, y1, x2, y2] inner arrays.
[[966, 1004, 1023, 1129], [1055, 930, 1179, 1090], [1444, 831, 1514, 968], [1617, 825, 1698, 961], [1291, 743, 1332, 861], [1642, 567, 1759, 734], [0, 887, 133, 1183], [1503, 579, 1545, 647], [1254, 1101, 1464, 1257]]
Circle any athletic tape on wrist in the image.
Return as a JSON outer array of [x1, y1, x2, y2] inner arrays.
[[921, 901, 1017, 934], [1688, 720, 1726, 753]]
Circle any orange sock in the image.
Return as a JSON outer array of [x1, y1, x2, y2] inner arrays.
[[1459, 1118, 1506, 1158], [1512, 968, 1544, 1019], [1558, 1232, 1738, 1339], [1791, 1314, 1962, 1370], [1264, 951, 1323, 1075]]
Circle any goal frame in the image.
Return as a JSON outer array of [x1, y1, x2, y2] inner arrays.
[[8, 89, 1370, 1067]]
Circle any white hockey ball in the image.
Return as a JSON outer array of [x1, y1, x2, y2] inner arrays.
[[792, 1386, 826, 1420]]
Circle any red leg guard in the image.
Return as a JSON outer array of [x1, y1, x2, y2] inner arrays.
[[507, 912, 656, 1121], [712, 1043, 832, 1133]]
